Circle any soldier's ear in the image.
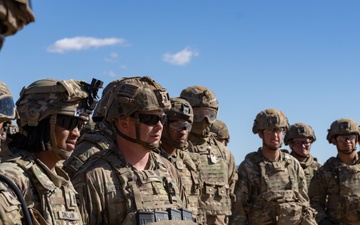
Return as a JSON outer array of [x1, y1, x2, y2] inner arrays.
[[258, 131, 263, 139]]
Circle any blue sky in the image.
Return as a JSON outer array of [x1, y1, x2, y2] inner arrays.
[[1, 0, 360, 165]]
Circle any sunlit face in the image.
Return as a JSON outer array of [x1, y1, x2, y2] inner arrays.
[[335, 134, 357, 154], [262, 127, 284, 150], [55, 124, 81, 151], [168, 117, 191, 147], [290, 137, 311, 157], [129, 110, 165, 147]]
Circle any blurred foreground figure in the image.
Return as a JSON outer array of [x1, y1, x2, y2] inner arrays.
[[0, 0, 35, 50]]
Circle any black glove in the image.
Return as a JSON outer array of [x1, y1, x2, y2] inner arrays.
[[318, 217, 339, 225]]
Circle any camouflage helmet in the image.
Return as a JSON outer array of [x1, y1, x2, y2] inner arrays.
[[326, 118, 360, 144], [180, 85, 218, 110], [0, 82, 18, 122], [166, 97, 193, 123], [105, 76, 171, 123], [211, 119, 230, 142], [252, 108, 290, 134], [16, 78, 99, 128], [0, 0, 35, 37], [284, 123, 316, 145], [92, 79, 121, 123]]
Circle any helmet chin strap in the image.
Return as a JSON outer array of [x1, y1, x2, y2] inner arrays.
[[113, 119, 158, 150], [49, 114, 73, 160]]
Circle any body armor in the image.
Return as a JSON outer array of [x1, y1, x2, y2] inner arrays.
[[187, 136, 233, 216], [0, 147, 82, 225], [160, 148, 204, 224], [73, 146, 195, 225], [310, 154, 360, 225]]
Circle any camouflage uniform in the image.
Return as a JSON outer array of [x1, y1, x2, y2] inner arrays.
[[63, 79, 118, 178], [0, 78, 101, 225], [210, 119, 230, 146], [230, 109, 316, 225], [0, 179, 23, 225], [284, 123, 321, 189], [180, 86, 237, 225], [72, 76, 196, 225], [309, 118, 360, 225], [160, 97, 203, 224]]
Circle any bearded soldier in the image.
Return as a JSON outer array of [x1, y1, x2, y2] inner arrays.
[[284, 123, 321, 189], [230, 108, 316, 225], [309, 118, 360, 225]]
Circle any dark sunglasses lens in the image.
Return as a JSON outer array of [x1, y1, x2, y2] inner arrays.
[[57, 116, 84, 130], [139, 114, 166, 126]]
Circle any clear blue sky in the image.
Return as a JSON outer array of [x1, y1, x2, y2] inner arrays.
[[1, 0, 360, 165]]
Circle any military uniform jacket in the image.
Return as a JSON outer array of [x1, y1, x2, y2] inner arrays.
[[291, 153, 321, 189], [0, 180, 23, 225], [72, 144, 190, 225], [230, 149, 316, 225], [309, 152, 360, 225], [62, 129, 114, 179], [187, 135, 237, 216], [0, 147, 82, 225], [159, 148, 202, 222]]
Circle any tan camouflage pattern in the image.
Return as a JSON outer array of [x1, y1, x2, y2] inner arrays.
[[309, 152, 360, 224], [210, 120, 230, 141], [159, 148, 204, 224], [284, 123, 316, 145], [62, 121, 114, 179], [291, 153, 321, 189], [0, 181, 23, 225], [187, 134, 237, 224], [0, 146, 83, 225], [230, 149, 317, 225], [179, 86, 218, 110], [252, 108, 290, 134], [0, 0, 35, 37], [326, 118, 360, 144], [72, 145, 192, 225], [16, 79, 90, 128]]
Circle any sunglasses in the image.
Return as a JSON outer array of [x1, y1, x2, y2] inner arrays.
[[168, 120, 192, 132], [336, 134, 357, 142], [0, 97, 16, 118], [131, 113, 167, 126], [56, 115, 86, 130], [292, 141, 311, 147]]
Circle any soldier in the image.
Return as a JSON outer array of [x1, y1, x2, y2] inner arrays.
[[309, 118, 360, 225], [210, 119, 230, 146], [72, 76, 196, 225], [159, 97, 204, 224], [0, 82, 18, 151], [284, 123, 321, 189], [180, 86, 237, 225], [230, 108, 316, 225], [0, 0, 35, 50], [0, 78, 101, 225], [62, 80, 116, 179]]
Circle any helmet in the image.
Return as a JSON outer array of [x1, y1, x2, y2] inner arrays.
[[166, 97, 193, 123], [284, 123, 316, 145], [326, 118, 360, 144], [105, 76, 171, 123], [0, 0, 35, 37], [16, 78, 99, 128], [252, 108, 290, 134], [180, 85, 218, 110], [92, 79, 121, 123], [210, 119, 230, 141], [0, 82, 18, 122]]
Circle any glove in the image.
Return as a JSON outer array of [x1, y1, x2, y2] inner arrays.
[[318, 217, 339, 225]]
